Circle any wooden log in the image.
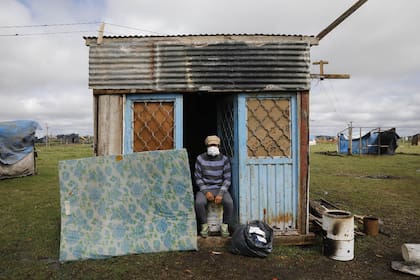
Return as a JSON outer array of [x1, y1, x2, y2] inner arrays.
[[402, 244, 420, 263], [320, 198, 340, 210], [309, 200, 328, 218]]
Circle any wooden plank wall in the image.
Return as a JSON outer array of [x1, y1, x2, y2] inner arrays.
[[298, 91, 310, 234], [95, 95, 123, 156]]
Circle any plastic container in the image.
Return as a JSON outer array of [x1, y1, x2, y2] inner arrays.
[[207, 202, 223, 233]]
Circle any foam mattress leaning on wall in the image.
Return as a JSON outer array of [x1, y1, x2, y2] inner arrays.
[[58, 149, 197, 262]]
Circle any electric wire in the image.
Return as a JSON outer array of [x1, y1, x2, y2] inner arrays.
[[0, 21, 164, 37], [104, 22, 164, 35], [0, 21, 101, 28], [0, 30, 97, 37]]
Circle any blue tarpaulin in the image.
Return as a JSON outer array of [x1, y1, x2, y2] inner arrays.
[[0, 120, 40, 165], [338, 128, 399, 155]]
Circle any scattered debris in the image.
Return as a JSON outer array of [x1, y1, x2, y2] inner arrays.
[[336, 173, 401, 180], [309, 198, 390, 237], [391, 261, 420, 277], [211, 251, 222, 255], [392, 243, 420, 276], [364, 175, 400, 180], [315, 151, 343, 156]]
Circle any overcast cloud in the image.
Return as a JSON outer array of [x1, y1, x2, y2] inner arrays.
[[0, 0, 419, 136]]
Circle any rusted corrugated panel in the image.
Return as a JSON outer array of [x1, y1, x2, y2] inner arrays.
[[87, 36, 311, 92]]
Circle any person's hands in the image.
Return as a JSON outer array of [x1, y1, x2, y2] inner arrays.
[[205, 192, 214, 201], [215, 194, 223, 204]]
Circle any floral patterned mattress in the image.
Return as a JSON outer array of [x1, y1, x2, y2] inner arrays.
[[58, 149, 197, 261]]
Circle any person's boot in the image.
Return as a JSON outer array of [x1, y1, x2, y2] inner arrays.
[[200, 224, 209, 238], [221, 223, 229, 238]]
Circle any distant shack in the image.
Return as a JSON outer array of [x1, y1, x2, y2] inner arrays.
[[338, 127, 400, 155], [57, 134, 80, 144], [411, 133, 419, 145]]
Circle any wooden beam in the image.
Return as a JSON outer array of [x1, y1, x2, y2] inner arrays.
[[197, 233, 317, 249], [313, 60, 329, 75], [97, 22, 105, 45], [311, 60, 350, 80], [298, 91, 310, 234], [317, 0, 368, 41]]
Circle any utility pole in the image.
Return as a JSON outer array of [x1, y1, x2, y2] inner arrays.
[[348, 121, 353, 155], [45, 123, 49, 149], [311, 60, 350, 80]]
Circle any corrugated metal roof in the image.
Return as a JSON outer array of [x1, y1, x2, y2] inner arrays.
[[84, 33, 317, 40], [85, 34, 316, 92]]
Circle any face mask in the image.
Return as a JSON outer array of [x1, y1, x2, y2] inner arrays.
[[207, 146, 220, 156]]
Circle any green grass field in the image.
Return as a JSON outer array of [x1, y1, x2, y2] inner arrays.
[[1, 143, 419, 279]]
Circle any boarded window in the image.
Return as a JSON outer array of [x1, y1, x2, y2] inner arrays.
[[133, 101, 174, 152], [247, 98, 291, 157]]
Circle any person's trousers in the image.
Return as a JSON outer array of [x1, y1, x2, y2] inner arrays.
[[195, 189, 233, 225]]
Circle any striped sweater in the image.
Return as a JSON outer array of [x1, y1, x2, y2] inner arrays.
[[194, 152, 231, 194]]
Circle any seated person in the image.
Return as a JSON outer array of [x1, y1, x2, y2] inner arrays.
[[194, 135, 233, 238]]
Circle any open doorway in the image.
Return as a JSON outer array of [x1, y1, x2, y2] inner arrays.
[[183, 93, 234, 192]]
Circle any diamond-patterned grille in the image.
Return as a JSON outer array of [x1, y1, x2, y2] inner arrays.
[[218, 100, 234, 158], [247, 98, 291, 157], [133, 101, 174, 152]]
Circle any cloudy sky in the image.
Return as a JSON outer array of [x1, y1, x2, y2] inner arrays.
[[0, 0, 419, 137]]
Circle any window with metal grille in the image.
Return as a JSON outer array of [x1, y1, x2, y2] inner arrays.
[[133, 101, 174, 152], [247, 98, 291, 157]]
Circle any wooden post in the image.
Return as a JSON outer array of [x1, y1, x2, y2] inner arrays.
[[348, 122, 353, 155], [97, 22, 105, 45], [316, 0, 369, 41], [45, 123, 49, 149]]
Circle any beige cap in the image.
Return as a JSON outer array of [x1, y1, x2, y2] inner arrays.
[[204, 135, 220, 146]]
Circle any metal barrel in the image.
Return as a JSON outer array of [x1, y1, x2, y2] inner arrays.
[[322, 210, 354, 261]]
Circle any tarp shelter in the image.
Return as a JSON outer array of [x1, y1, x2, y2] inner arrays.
[[0, 120, 40, 179], [338, 128, 400, 155], [59, 149, 197, 261], [85, 34, 318, 244]]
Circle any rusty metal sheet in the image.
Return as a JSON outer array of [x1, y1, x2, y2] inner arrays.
[[86, 35, 312, 92]]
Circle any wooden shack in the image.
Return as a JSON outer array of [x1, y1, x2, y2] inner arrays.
[[85, 34, 318, 243]]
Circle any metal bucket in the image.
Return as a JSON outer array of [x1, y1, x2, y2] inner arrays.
[[207, 202, 223, 233], [322, 210, 354, 261], [363, 216, 379, 236]]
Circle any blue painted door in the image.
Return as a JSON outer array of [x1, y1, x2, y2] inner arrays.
[[237, 93, 299, 232]]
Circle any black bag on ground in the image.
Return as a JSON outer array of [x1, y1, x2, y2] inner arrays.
[[229, 220, 274, 258]]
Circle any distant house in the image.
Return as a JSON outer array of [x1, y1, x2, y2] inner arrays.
[[57, 134, 80, 144], [309, 135, 317, 146], [411, 133, 420, 145], [315, 135, 336, 142]]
